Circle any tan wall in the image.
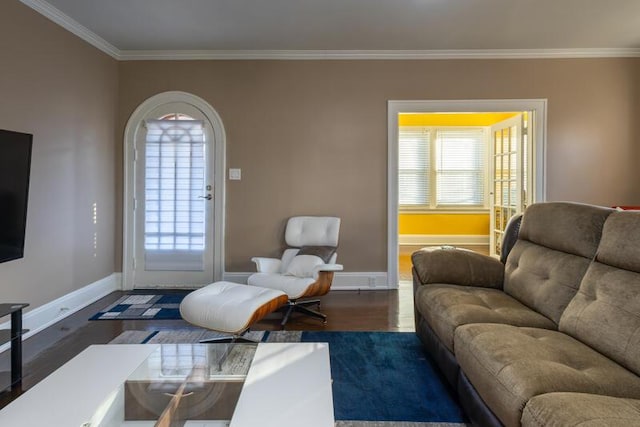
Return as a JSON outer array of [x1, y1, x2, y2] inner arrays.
[[0, 2, 118, 310], [2, 1, 637, 310], [117, 58, 640, 272]]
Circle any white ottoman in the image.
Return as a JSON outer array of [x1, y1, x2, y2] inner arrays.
[[180, 281, 288, 335]]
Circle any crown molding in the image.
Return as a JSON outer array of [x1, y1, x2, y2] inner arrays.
[[20, 0, 121, 59], [117, 48, 640, 61], [20, 0, 640, 61]]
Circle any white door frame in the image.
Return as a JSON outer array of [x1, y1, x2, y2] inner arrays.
[[122, 91, 226, 290], [387, 99, 547, 288]]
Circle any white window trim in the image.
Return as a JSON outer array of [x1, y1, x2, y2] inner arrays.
[[122, 91, 227, 290], [388, 99, 547, 289], [399, 125, 489, 211]]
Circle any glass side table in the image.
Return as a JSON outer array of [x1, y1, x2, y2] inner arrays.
[[0, 303, 28, 391]]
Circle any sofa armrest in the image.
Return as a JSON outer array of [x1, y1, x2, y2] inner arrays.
[[501, 213, 523, 264], [251, 257, 282, 274], [411, 246, 504, 289]]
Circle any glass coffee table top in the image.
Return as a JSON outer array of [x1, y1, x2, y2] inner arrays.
[[89, 343, 258, 427], [0, 342, 333, 427]]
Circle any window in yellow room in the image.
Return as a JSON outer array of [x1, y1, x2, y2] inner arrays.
[[399, 126, 487, 211]]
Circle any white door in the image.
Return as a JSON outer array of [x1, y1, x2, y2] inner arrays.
[[132, 102, 215, 287], [489, 113, 532, 257]]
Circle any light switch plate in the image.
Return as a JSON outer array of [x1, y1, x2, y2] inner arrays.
[[229, 168, 241, 180]]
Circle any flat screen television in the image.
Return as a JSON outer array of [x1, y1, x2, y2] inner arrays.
[[0, 129, 33, 263]]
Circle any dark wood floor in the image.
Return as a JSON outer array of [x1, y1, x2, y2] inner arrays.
[[0, 245, 487, 409]]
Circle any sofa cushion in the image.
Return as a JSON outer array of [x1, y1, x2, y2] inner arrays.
[[414, 284, 556, 352], [516, 202, 612, 258], [560, 211, 640, 376], [504, 202, 612, 324], [504, 240, 592, 325], [596, 210, 640, 271], [454, 324, 640, 427], [522, 393, 640, 427]]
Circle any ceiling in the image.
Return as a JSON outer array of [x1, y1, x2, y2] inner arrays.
[[22, 0, 640, 60]]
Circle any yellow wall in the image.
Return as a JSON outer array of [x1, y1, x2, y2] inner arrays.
[[399, 112, 518, 127], [399, 214, 489, 235]]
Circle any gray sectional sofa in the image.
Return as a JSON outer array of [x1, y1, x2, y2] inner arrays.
[[412, 202, 640, 426]]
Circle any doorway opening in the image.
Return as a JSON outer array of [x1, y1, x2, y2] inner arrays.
[[388, 100, 547, 288], [123, 91, 226, 290]]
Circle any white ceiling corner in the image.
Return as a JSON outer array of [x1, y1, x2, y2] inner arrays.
[[19, 0, 640, 61], [20, 0, 121, 59]]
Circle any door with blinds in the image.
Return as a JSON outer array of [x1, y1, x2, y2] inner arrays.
[[133, 102, 215, 287], [489, 113, 531, 258]]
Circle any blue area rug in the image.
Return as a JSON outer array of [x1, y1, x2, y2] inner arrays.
[[110, 329, 466, 423], [300, 331, 466, 423], [90, 293, 186, 320]]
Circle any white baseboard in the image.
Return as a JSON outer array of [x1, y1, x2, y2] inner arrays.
[[223, 272, 390, 290], [0, 273, 121, 353], [331, 272, 389, 290], [399, 234, 489, 246]]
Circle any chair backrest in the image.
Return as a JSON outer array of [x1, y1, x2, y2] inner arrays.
[[285, 216, 340, 248], [560, 210, 640, 376], [503, 202, 612, 324]]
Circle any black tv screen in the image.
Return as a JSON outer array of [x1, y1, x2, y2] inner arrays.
[[0, 129, 33, 263]]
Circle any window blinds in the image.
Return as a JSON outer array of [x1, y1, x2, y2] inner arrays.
[[399, 127, 486, 209], [143, 119, 206, 271], [398, 127, 430, 206], [436, 129, 485, 206]]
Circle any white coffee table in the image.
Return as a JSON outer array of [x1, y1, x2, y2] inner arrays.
[[0, 342, 334, 427]]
